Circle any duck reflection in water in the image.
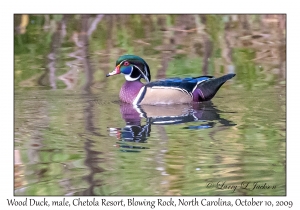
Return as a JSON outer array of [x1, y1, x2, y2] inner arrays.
[[108, 101, 235, 152]]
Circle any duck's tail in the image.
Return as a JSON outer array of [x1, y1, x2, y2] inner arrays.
[[196, 73, 235, 101]]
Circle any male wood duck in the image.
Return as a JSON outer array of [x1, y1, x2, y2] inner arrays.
[[106, 54, 235, 105]]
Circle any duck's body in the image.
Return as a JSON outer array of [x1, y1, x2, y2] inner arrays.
[[107, 55, 235, 105]]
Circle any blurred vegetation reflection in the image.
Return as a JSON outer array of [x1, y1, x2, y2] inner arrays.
[[14, 14, 286, 196]]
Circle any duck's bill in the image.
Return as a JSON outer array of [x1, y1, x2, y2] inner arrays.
[[106, 65, 121, 77]]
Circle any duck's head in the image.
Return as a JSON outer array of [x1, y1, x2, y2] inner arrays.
[[106, 54, 151, 83]]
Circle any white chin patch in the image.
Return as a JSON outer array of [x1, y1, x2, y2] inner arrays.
[[125, 74, 139, 81]]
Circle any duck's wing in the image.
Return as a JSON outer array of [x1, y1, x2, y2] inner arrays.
[[147, 76, 214, 92]]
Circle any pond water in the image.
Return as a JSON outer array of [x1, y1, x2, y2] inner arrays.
[[14, 14, 286, 196]]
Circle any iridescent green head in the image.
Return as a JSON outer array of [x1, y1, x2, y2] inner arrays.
[[106, 54, 151, 83]]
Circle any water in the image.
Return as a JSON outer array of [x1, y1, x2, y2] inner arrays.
[[14, 14, 286, 196]]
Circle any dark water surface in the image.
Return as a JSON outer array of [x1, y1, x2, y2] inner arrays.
[[14, 14, 286, 196]]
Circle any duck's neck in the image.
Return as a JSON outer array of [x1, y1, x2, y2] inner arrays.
[[119, 80, 144, 103]]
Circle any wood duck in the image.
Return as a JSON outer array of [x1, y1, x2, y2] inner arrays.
[[106, 54, 235, 105]]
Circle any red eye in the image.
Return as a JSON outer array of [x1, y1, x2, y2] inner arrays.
[[123, 61, 130, 66]]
